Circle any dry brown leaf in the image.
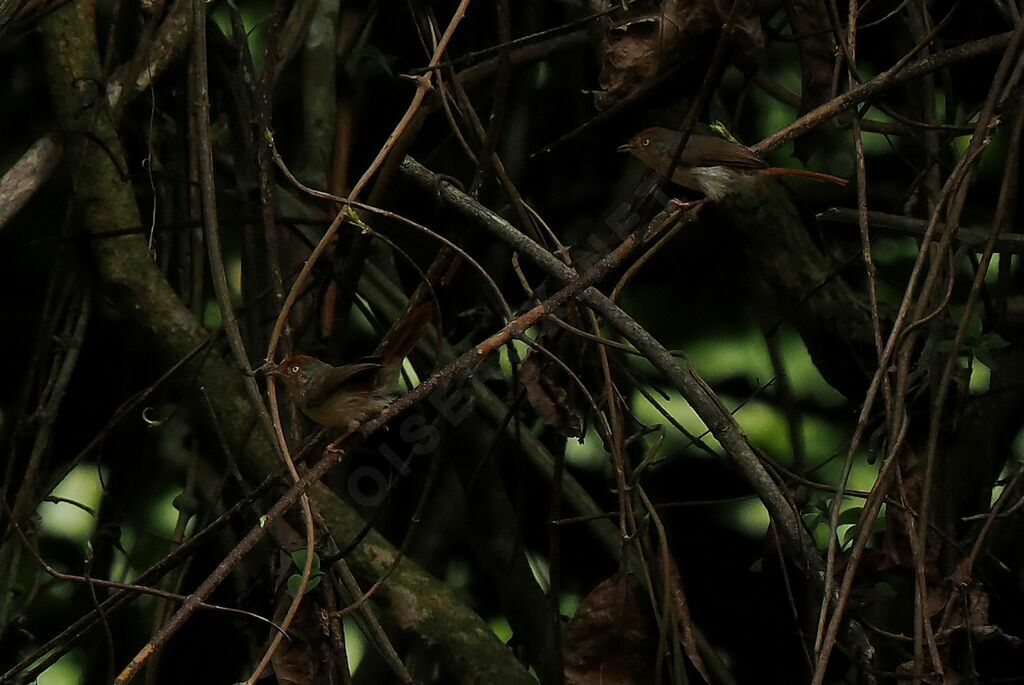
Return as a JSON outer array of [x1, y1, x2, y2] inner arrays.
[[590, 0, 764, 110], [270, 596, 335, 685], [521, 353, 582, 438], [564, 573, 656, 685]]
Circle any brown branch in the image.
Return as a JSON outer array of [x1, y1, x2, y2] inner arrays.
[[818, 208, 1024, 253], [3, 502, 287, 637], [36, 2, 553, 682], [1, 472, 280, 683], [400, 156, 820, 570], [0, 136, 63, 231], [753, 30, 1015, 154], [114, 195, 663, 684]]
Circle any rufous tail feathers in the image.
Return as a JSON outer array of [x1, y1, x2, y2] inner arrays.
[[373, 303, 433, 373], [762, 167, 848, 187]]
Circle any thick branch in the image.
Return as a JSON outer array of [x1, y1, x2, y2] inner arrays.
[[38, 4, 535, 683]]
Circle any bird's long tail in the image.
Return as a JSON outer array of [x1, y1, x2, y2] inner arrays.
[[762, 167, 848, 187], [374, 303, 433, 381]]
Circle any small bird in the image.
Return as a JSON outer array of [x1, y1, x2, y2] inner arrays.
[[268, 304, 432, 431], [618, 127, 848, 201]]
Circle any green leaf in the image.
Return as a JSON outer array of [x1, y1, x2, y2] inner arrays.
[[976, 345, 995, 369], [838, 507, 864, 526], [802, 511, 822, 529], [287, 573, 322, 597], [813, 496, 832, 518], [709, 121, 740, 144], [840, 524, 858, 549], [966, 312, 983, 340], [977, 333, 1011, 350], [290, 550, 321, 574]]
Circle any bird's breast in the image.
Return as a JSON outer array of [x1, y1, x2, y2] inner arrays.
[[688, 166, 742, 201]]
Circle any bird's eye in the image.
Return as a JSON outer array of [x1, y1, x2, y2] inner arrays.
[[642, 138, 650, 147], [290, 365, 300, 374]]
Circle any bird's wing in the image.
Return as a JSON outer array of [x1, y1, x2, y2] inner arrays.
[[684, 137, 767, 170], [303, 360, 383, 407]]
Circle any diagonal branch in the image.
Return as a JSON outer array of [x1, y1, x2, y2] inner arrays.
[[399, 155, 820, 571]]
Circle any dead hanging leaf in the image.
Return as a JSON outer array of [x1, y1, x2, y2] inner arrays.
[[270, 594, 335, 685], [881, 451, 941, 579], [564, 573, 656, 685], [936, 583, 991, 636], [520, 353, 582, 438], [591, 13, 679, 111], [590, 0, 764, 110], [925, 585, 949, 619]]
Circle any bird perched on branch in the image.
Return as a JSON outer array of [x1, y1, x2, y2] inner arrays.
[[267, 304, 432, 431], [619, 127, 848, 201]]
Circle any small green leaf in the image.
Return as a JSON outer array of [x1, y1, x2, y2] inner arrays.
[[813, 497, 832, 518], [290, 550, 321, 574], [839, 507, 864, 526], [344, 206, 371, 232], [966, 313, 983, 340], [977, 333, 1010, 350], [709, 121, 740, 144], [976, 345, 995, 369], [287, 573, 322, 597]]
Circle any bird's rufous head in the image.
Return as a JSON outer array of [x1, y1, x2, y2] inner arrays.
[[618, 127, 660, 151], [617, 127, 685, 169], [267, 354, 328, 393]]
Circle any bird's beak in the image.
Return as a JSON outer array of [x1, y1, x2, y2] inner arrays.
[[250, 361, 278, 377], [617, 142, 634, 153]]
